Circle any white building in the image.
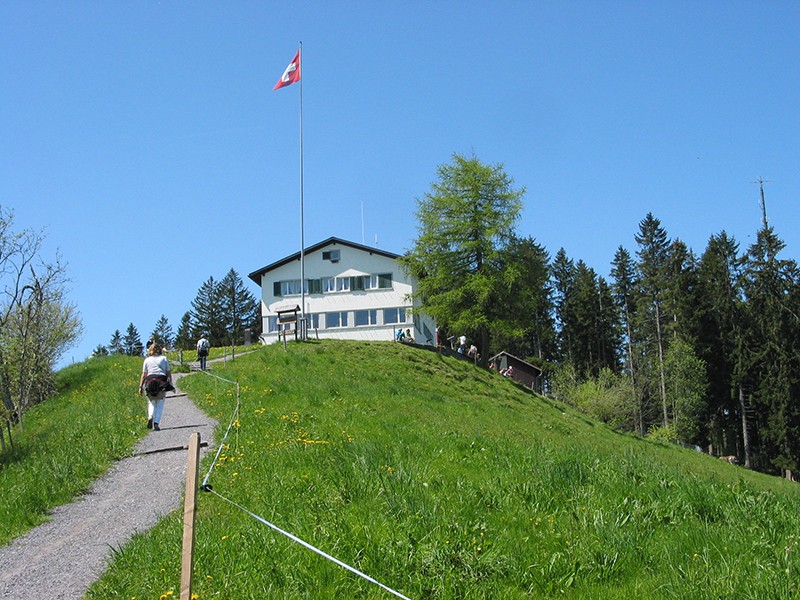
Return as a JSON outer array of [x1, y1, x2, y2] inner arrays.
[[248, 237, 436, 345]]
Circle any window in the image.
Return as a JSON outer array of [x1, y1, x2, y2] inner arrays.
[[306, 313, 319, 329], [308, 279, 322, 295], [278, 280, 302, 296], [351, 276, 366, 292], [322, 277, 336, 293], [383, 308, 406, 324], [355, 310, 378, 326], [267, 316, 280, 332], [336, 277, 350, 292], [363, 273, 392, 290], [322, 249, 340, 262], [325, 311, 349, 328]]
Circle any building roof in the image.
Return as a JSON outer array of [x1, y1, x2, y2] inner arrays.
[[488, 351, 543, 375], [248, 237, 401, 285]]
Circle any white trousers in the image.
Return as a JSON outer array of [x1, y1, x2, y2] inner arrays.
[[147, 392, 166, 424]]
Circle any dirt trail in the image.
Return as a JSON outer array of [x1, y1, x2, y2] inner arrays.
[[0, 371, 218, 599]]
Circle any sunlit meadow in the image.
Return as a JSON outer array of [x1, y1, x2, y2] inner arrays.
[[4, 342, 799, 599]]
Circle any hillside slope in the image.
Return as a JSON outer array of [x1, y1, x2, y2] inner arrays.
[[81, 341, 800, 598]]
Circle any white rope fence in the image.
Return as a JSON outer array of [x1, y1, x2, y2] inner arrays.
[[195, 367, 413, 599]]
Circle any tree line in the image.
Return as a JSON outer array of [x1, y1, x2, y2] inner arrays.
[[404, 153, 800, 479], [93, 269, 261, 357]]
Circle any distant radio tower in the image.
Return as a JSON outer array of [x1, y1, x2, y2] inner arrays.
[[754, 177, 769, 230]]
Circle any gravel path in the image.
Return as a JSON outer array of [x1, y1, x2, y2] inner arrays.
[[0, 371, 218, 599]]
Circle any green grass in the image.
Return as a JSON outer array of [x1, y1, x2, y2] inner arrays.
[[4, 342, 800, 598], [0, 355, 145, 546]]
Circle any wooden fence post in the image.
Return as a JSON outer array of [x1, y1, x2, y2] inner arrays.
[[180, 432, 201, 600]]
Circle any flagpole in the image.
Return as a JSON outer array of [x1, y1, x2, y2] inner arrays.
[[298, 42, 306, 337]]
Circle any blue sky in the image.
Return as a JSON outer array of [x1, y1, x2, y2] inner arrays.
[[2, 1, 798, 366]]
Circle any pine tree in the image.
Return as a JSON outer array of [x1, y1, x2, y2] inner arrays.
[[597, 276, 621, 374], [218, 269, 261, 345], [108, 330, 124, 355], [149, 314, 174, 349], [663, 240, 701, 345], [551, 248, 576, 365], [190, 277, 226, 346], [741, 225, 800, 473], [563, 263, 620, 378], [634, 213, 671, 429], [122, 323, 143, 357], [695, 232, 744, 458], [175, 312, 193, 351]]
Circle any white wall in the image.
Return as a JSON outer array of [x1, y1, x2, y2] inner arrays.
[[257, 243, 435, 345]]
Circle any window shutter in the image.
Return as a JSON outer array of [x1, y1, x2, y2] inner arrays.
[[273, 281, 282, 297]]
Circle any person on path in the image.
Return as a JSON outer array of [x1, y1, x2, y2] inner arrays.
[[138, 342, 174, 430], [196, 335, 210, 370]]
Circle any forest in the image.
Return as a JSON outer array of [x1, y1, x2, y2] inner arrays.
[[403, 154, 800, 480]]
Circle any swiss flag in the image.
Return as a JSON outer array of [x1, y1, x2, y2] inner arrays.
[[274, 50, 301, 90]]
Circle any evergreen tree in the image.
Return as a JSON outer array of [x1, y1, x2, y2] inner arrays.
[[218, 268, 261, 345], [149, 314, 174, 349], [400, 153, 525, 367], [634, 213, 671, 429], [695, 232, 744, 458], [175, 312, 193, 351], [122, 323, 143, 357], [190, 277, 226, 345], [741, 225, 800, 474], [561, 262, 620, 378], [663, 240, 701, 345], [597, 276, 621, 374], [108, 330, 124, 355], [550, 248, 576, 365]]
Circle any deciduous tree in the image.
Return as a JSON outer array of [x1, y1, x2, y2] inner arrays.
[[401, 153, 525, 367]]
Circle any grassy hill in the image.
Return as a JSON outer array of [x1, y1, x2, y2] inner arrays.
[[3, 342, 799, 598]]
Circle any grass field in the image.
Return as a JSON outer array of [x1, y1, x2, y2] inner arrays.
[[3, 341, 799, 598]]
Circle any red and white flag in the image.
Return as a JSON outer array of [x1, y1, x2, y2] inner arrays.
[[274, 50, 301, 90]]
